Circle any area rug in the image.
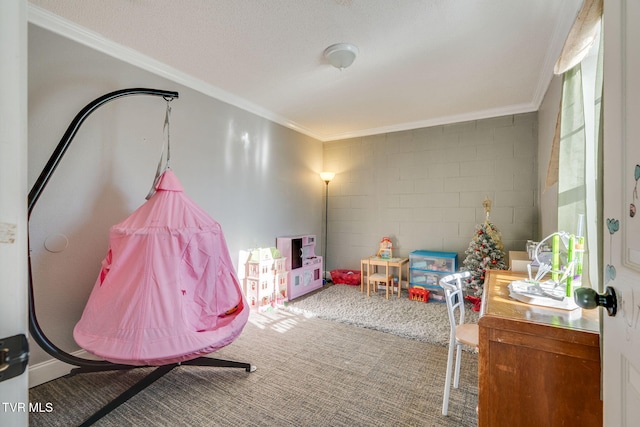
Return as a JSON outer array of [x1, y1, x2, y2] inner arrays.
[[284, 284, 479, 348]]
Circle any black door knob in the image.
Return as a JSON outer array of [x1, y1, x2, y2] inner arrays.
[[574, 286, 617, 317]]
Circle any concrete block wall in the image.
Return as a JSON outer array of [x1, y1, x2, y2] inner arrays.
[[322, 112, 539, 272]]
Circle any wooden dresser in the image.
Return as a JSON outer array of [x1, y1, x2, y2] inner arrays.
[[478, 270, 602, 427]]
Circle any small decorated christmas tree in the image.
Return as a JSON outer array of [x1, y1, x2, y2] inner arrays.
[[461, 197, 508, 296]]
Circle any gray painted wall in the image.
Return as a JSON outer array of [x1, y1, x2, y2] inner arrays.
[[322, 113, 539, 271], [28, 25, 323, 366]]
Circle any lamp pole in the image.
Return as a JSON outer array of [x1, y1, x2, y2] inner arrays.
[[324, 180, 329, 281], [319, 172, 335, 282]]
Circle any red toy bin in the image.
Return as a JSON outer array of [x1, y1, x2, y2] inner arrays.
[[330, 269, 361, 286], [409, 286, 430, 302]]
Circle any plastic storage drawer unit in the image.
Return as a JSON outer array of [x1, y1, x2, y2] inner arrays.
[[409, 250, 458, 302]]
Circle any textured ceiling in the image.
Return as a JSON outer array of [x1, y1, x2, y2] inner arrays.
[[28, 0, 582, 141]]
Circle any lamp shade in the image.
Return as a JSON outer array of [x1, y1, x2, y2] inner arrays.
[[320, 172, 335, 183], [323, 43, 358, 70]]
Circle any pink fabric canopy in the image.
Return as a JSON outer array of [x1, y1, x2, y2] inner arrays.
[[74, 170, 248, 366]]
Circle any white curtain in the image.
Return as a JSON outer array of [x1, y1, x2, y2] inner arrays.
[[552, 1, 603, 289], [557, 64, 586, 235]]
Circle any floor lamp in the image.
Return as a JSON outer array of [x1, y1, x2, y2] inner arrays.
[[320, 172, 335, 282]]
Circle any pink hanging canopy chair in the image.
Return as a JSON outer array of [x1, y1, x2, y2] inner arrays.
[[29, 89, 253, 425], [74, 169, 249, 366]]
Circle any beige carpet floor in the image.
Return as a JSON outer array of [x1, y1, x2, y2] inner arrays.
[[284, 284, 479, 348], [29, 302, 478, 426]]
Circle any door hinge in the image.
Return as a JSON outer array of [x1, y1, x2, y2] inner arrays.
[[0, 334, 29, 383]]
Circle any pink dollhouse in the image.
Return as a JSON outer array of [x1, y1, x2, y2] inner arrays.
[[238, 247, 287, 311]]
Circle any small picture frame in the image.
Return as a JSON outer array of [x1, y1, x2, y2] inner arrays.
[[377, 236, 393, 259], [379, 248, 392, 259]]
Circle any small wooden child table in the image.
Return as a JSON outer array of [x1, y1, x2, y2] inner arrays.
[[360, 256, 409, 298]]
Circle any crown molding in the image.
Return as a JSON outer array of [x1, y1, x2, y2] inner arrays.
[[321, 102, 537, 142], [27, 4, 322, 141]]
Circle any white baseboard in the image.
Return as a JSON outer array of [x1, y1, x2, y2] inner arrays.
[[28, 349, 92, 388]]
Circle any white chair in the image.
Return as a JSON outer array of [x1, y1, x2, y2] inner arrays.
[[439, 271, 479, 416]]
